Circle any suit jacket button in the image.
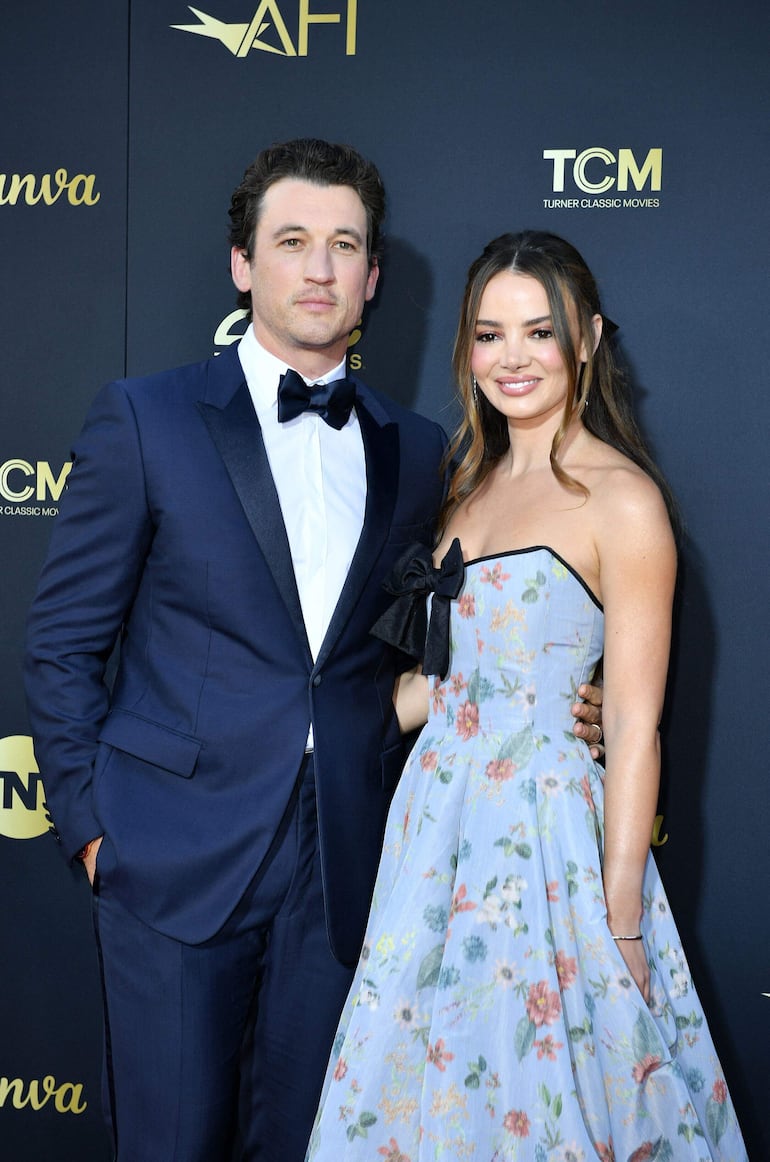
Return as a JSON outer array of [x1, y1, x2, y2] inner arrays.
[[312, 674, 322, 687]]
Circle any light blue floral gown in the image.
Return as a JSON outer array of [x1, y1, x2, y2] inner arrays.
[[307, 545, 747, 1162]]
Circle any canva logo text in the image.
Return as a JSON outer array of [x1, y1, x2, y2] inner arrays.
[[0, 169, 100, 207]]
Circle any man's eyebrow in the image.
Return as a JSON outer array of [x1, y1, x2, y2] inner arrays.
[[271, 224, 365, 244], [335, 226, 365, 245], [271, 223, 307, 238]]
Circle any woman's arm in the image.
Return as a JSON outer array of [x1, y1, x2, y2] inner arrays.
[[597, 470, 677, 1001], [393, 667, 429, 734]]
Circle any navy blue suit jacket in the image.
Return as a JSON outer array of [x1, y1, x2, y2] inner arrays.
[[25, 344, 447, 965]]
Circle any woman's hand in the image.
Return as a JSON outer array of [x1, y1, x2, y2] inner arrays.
[[613, 935, 650, 1003]]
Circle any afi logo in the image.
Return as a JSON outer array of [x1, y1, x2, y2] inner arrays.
[[172, 1, 358, 57], [543, 148, 662, 194]]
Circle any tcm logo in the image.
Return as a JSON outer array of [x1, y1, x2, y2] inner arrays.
[[172, 1, 358, 57], [0, 459, 71, 516], [0, 736, 50, 840], [544, 148, 662, 194], [214, 308, 364, 369]]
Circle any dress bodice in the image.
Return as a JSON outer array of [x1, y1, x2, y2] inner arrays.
[[428, 546, 604, 740]]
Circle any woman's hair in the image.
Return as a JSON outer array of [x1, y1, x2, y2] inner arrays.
[[442, 230, 678, 533]]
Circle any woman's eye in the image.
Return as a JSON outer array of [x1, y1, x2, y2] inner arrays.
[[532, 328, 553, 340], [475, 332, 498, 343]]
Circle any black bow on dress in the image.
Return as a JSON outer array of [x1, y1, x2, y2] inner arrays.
[[370, 537, 464, 679]]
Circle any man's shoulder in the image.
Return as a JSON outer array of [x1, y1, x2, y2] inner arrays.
[[106, 345, 241, 409]]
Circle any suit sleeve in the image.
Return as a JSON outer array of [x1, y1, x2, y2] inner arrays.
[[24, 381, 155, 860]]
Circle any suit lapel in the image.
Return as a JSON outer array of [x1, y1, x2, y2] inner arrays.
[[315, 389, 400, 669], [197, 355, 311, 663]]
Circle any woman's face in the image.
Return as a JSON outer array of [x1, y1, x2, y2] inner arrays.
[[470, 271, 590, 427]]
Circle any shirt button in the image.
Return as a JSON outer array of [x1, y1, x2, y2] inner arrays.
[[312, 674, 322, 687]]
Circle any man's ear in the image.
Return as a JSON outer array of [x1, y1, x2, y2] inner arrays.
[[365, 256, 380, 303], [231, 246, 252, 293]]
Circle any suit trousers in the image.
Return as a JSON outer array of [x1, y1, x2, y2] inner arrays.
[[92, 754, 356, 1161]]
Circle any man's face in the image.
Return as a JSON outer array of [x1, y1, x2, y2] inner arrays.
[[231, 177, 379, 377]]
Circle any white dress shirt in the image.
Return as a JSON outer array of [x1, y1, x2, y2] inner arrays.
[[237, 326, 367, 667]]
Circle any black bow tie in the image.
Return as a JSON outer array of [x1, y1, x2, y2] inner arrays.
[[276, 368, 356, 430]]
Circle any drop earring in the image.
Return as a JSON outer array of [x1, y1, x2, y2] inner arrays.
[[471, 375, 479, 405], [577, 366, 588, 412]]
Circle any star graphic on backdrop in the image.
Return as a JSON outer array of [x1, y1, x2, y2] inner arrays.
[[171, 6, 296, 56]]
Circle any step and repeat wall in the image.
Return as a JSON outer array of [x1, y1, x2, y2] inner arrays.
[[2, 2, 768, 1158]]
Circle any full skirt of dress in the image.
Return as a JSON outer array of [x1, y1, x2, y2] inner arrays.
[[307, 548, 747, 1161]]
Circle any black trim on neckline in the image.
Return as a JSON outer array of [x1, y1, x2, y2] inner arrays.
[[463, 545, 603, 612]]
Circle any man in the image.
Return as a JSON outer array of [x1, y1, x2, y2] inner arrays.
[[25, 139, 602, 1160]]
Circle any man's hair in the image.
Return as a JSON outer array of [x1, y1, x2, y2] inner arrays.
[[228, 138, 386, 312]]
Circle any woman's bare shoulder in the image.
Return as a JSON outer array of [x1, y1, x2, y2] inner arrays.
[[572, 437, 666, 520]]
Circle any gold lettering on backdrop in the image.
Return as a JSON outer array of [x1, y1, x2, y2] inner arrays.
[[213, 308, 250, 350], [0, 170, 100, 207], [347, 317, 363, 369], [651, 814, 668, 847], [0, 459, 34, 502], [35, 460, 72, 502], [213, 310, 364, 361], [573, 148, 616, 195], [617, 148, 662, 192], [542, 148, 663, 197], [0, 460, 72, 503], [0, 1076, 87, 1114], [298, 0, 357, 55], [239, 0, 296, 55], [172, 2, 358, 56]]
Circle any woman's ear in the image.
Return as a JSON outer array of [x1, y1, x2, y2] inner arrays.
[[579, 313, 603, 361]]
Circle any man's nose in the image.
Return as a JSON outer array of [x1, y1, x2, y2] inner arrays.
[[304, 245, 335, 283]]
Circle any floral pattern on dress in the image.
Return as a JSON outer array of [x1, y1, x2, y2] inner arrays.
[[307, 548, 747, 1162]]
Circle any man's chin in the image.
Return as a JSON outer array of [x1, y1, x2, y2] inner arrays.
[[288, 327, 350, 355]]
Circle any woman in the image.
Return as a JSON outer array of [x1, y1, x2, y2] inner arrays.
[[307, 232, 746, 1160]]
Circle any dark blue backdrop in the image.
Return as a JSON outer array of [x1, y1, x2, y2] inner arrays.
[[2, 2, 767, 1157]]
